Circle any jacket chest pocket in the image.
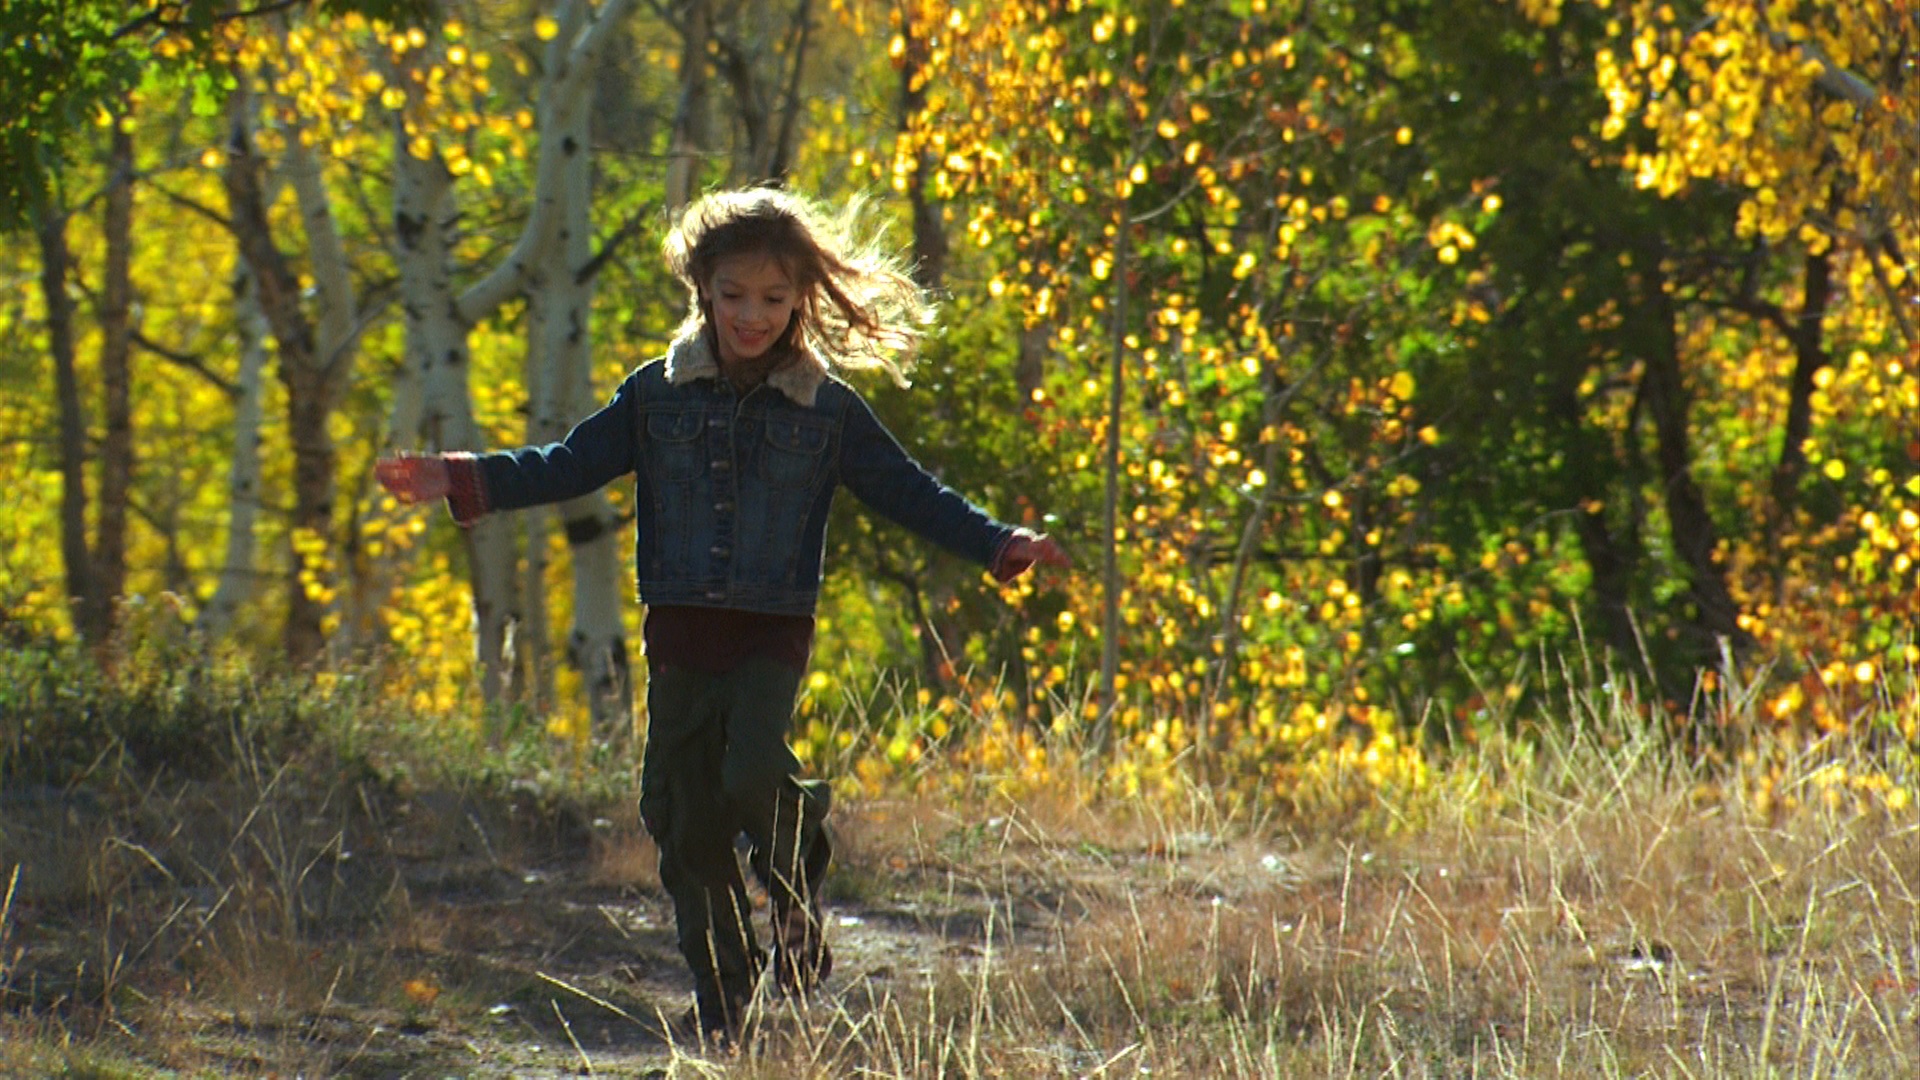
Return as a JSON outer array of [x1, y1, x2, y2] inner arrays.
[[645, 412, 705, 482], [758, 417, 830, 486]]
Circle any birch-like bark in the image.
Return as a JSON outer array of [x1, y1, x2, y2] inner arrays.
[[223, 83, 364, 665], [390, 0, 637, 717], [524, 52, 633, 743], [286, 130, 358, 397], [512, 2, 583, 707], [199, 265, 272, 638], [522, 2, 637, 728], [520, 395, 557, 716], [395, 2, 637, 714], [394, 147, 523, 711], [457, 0, 640, 323]]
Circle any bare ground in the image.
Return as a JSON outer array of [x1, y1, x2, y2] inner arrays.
[[0, 772, 1246, 1076], [7, 757, 1919, 1077]]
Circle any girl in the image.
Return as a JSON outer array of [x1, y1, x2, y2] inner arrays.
[[376, 187, 1068, 1044]]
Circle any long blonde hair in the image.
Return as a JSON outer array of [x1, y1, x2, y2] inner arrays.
[[664, 187, 934, 384]]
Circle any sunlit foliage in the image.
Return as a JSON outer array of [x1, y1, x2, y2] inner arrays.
[[0, 0, 1915, 816], [1533, 0, 1920, 729]]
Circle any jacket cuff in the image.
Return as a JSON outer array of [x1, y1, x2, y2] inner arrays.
[[444, 452, 491, 527]]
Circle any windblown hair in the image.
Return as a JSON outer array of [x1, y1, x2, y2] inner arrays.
[[664, 187, 934, 384]]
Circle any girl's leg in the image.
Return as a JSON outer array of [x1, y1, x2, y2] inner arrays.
[[746, 777, 833, 994], [719, 658, 834, 995], [640, 665, 766, 1035], [653, 841, 762, 1035]]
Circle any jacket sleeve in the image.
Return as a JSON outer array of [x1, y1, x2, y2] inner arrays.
[[471, 372, 642, 514], [836, 388, 1014, 569], [444, 453, 492, 526]]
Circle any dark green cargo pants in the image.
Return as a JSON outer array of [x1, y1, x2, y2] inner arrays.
[[639, 657, 832, 1029]]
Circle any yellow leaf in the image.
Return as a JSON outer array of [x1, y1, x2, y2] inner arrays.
[[403, 978, 440, 1006], [535, 15, 560, 40]]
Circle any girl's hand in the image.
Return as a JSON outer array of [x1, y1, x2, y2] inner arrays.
[[993, 528, 1071, 582], [375, 453, 452, 505]]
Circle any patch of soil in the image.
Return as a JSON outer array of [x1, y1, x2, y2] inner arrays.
[[3, 778, 1210, 1076]]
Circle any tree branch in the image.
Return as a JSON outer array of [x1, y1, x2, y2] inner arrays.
[[131, 329, 238, 396], [575, 201, 656, 285], [459, 0, 640, 322], [144, 180, 234, 232]]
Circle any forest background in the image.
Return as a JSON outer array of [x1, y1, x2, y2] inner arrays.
[[5, 0, 1920, 1074], [3, 0, 1919, 815]]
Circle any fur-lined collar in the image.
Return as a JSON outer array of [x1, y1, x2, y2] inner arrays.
[[662, 328, 827, 408]]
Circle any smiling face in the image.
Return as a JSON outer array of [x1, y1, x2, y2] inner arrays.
[[706, 254, 799, 369]]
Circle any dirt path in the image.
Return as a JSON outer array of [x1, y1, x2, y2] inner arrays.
[[5, 784, 1204, 1077], [332, 805, 1125, 1076]]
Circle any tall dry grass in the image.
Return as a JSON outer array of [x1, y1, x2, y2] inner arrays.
[[717, 660, 1920, 1078], [2, 635, 1917, 1077]]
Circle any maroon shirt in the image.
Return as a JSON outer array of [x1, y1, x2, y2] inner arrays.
[[644, 604, 814, 674]]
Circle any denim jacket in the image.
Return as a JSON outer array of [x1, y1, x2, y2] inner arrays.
[[465, 331, 1016, 616]]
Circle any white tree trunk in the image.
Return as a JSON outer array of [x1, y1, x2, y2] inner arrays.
[[394, 146, 523, 712], [526, 84, 633, 745], [389, 0, 637, 720], [284, 124, 363, 658], [459, 0, 640, 321], [199, 265, 271, 638], [286, 132, 357, 372], [520, 468, 557, 716]]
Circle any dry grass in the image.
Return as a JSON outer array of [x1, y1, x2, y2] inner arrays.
[[3, 645, 1918, 1077], [708, 731, 1916, 1078]]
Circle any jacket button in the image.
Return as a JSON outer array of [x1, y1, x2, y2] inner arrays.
[[710, 545, 729, 558], [714, 501, 730, 513], [711, 459, 729, 471]]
